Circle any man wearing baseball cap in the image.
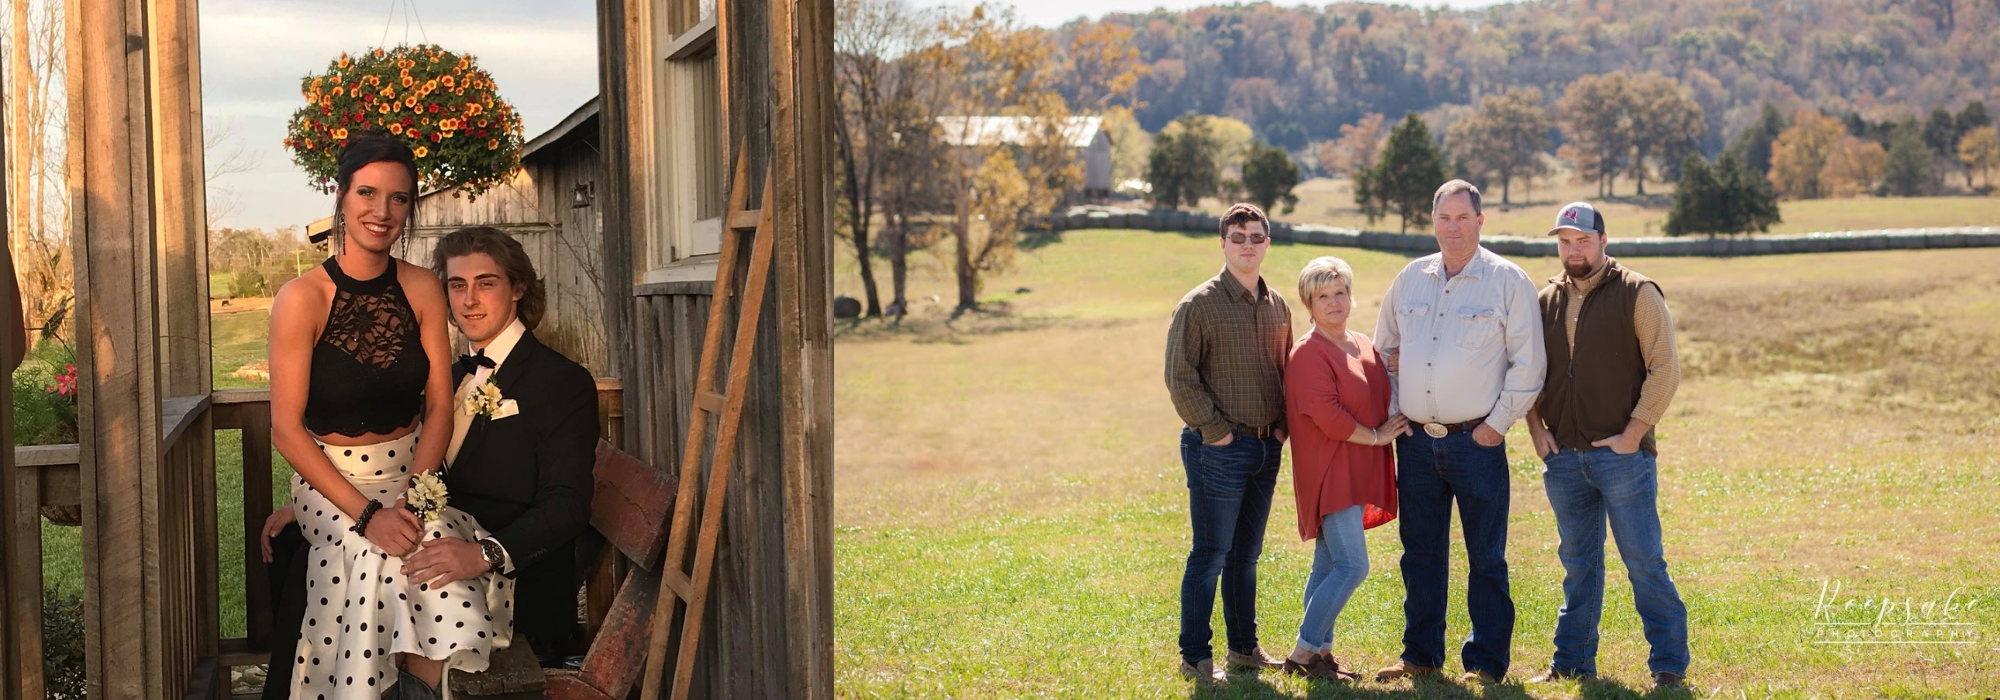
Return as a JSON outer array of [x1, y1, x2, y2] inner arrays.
[[1526, 202, 1690, 690]]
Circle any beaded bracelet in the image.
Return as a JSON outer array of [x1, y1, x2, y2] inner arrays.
[[349, 499, 383, 535]]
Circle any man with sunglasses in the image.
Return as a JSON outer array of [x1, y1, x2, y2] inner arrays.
[[1166, 203, 1294, 683], [1372, 180, 1545, 685]]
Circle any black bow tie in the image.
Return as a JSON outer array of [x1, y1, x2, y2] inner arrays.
[[455, 350, 496, 376]]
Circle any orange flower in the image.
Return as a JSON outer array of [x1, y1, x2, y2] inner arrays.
[[404, 96, 418, 108], [487, 139, 499, 150], [465, 103, 482, 116], [477, 118, 489, 127], [389, 123, 404, 135], [424, 79, 438, 91], [332, 85, 345, 97], [414, 146, 428, 157], [379, 87, 394, 98], [371, 48, 384, 58], [338, 53, 351, 69], [378, 104, 391, 114], [332, 127, 348, 139], [365, 75, 380, 86], [401, 75, 414, 87], [442, 75, 455, 87]]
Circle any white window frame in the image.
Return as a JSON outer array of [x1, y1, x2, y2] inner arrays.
[[640, 0, 726, 284]]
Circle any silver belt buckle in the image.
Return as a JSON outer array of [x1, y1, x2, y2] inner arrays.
[[1423, 422, 1449, 439]]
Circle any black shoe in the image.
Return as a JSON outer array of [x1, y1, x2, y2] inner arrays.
[[1654, 671, 1687, 690], [1528, 668, 1594, 683]]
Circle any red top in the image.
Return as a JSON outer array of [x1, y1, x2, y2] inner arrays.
[[1284, 329, 1398, 540]]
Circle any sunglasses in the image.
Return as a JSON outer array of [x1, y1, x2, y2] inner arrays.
[[1224, 233, 1269, 245]]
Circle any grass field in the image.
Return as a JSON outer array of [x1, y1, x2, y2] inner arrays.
[[832, 229, 2000, 697], [1246, 177, 2000, 238]]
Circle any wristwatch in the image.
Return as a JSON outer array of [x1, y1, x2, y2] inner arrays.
[[478, 538, 506, 572]]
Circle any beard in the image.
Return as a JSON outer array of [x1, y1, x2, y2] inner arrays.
[[1563, 257, 1597, 279]]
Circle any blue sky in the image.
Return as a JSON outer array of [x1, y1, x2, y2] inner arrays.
[[202, 0, 1511, 230]]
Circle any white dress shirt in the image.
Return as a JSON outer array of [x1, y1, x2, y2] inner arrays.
[[447, 317, 528, 574], [1374, 246, 1546, 435]]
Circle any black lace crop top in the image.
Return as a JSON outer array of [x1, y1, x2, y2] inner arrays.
[[303, 257, 431, 436]]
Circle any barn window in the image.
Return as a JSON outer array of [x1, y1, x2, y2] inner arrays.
[[644, 0, 724, 278]]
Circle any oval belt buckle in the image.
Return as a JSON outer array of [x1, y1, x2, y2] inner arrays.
[[1423, 422, 1449, 439]]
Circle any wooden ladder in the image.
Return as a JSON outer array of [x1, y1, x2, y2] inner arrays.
[[639, 146, 775, 700]]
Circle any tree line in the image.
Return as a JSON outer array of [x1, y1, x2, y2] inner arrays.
[[1050, 0, 1995, 156]]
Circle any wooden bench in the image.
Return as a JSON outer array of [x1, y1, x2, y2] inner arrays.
[[451, 440, 677, 699]]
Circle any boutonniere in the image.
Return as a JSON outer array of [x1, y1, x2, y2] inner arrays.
[[404, 470, 450, 523], [462, 377, 519, 419]]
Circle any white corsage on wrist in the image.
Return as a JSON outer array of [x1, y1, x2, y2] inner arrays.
[[404, 470, 450, 523]]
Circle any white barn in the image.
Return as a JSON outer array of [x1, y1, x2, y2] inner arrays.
[[936, 115, 1113, 199]]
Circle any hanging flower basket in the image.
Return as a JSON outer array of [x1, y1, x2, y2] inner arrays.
[[284, 44, 525, 200]]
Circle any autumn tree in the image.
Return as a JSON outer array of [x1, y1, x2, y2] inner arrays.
[[833, 0, 927, 317], [1769, 110, 1846, 199], [871, 6, 959, 316], [935, 4, 1080, 311], [1622, 73, 1705, 195], [1147, 114, 1221, 209], [1557, 73, 1631, 197], [3, 0, 68, 341], [1061, 21, 1148, 112], [1240, 140, 1300, 215], [1957, 125, 2000, 188], [1317, 113, 1385, 176], [1356, 113, 1447, 234], [1820, 135, 1888, 198], [1102, 106, 1151, 186], [1444, 87, 1550, 205]]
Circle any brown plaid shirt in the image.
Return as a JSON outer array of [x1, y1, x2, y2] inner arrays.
[[1166, 269, 1293, 444]]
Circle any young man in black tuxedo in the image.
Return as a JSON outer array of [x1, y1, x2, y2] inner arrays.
[[398, 225, 600, 666]]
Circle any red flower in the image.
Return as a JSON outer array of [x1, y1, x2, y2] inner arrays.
[[402, 116, 415, 126], [54, 364, 78, 397], [429, 104, 440, 114], [430, 132, 441, 143]]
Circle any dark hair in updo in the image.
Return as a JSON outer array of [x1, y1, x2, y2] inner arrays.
[[330, 131, 420, 251]]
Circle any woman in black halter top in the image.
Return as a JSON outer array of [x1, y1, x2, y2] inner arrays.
[[264, 133, 511, 699]]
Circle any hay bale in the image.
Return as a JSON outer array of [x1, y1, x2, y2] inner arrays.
[[833, 296, 863, 319]]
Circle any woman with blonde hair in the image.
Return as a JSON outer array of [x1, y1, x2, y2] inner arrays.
[[1280, 256, 1405, 681]]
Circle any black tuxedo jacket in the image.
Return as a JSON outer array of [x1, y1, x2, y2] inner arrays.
[[448, 329, 596, 653]]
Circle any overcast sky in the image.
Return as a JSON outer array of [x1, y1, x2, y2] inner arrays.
[[202, 0, 1511, 230]]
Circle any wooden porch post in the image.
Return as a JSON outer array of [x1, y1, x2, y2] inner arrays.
[[68, 0, 167, 695], [769, 0, 835, 695], [149, 0, 219, 672], [0, 47, 50, 700]]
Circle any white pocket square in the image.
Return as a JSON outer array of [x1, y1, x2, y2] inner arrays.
[[494, 398, 521, 419]]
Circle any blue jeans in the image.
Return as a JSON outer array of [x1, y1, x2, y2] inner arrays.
[[1394, 431, 1514, 677], [1178, 426, 1282, 665], [1296, 505, 1369, 653], [1541, 446, 1690, 677]]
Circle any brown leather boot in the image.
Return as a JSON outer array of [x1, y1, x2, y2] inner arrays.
[[1373, 660, 1441, 682]]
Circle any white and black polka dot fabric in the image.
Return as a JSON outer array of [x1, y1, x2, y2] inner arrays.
[[289, 431, 514, 699]]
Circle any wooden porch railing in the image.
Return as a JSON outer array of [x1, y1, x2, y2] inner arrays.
[[15, 380, 624, 696]]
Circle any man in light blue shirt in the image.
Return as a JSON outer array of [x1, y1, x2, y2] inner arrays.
[[1372, 180, 1546, 685]]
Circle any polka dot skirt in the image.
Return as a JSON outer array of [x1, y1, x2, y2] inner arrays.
[[289, 431, 514, 699]]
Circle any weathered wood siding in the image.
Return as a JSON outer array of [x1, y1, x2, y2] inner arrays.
[[598, 0, 835, 693], [398, 151, 612, 376]]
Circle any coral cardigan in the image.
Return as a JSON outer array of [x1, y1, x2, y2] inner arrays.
[[1284, 329, 1398, 540]]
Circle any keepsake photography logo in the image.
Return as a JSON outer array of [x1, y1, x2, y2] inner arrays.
[[1808, 579, 1984, 646]]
